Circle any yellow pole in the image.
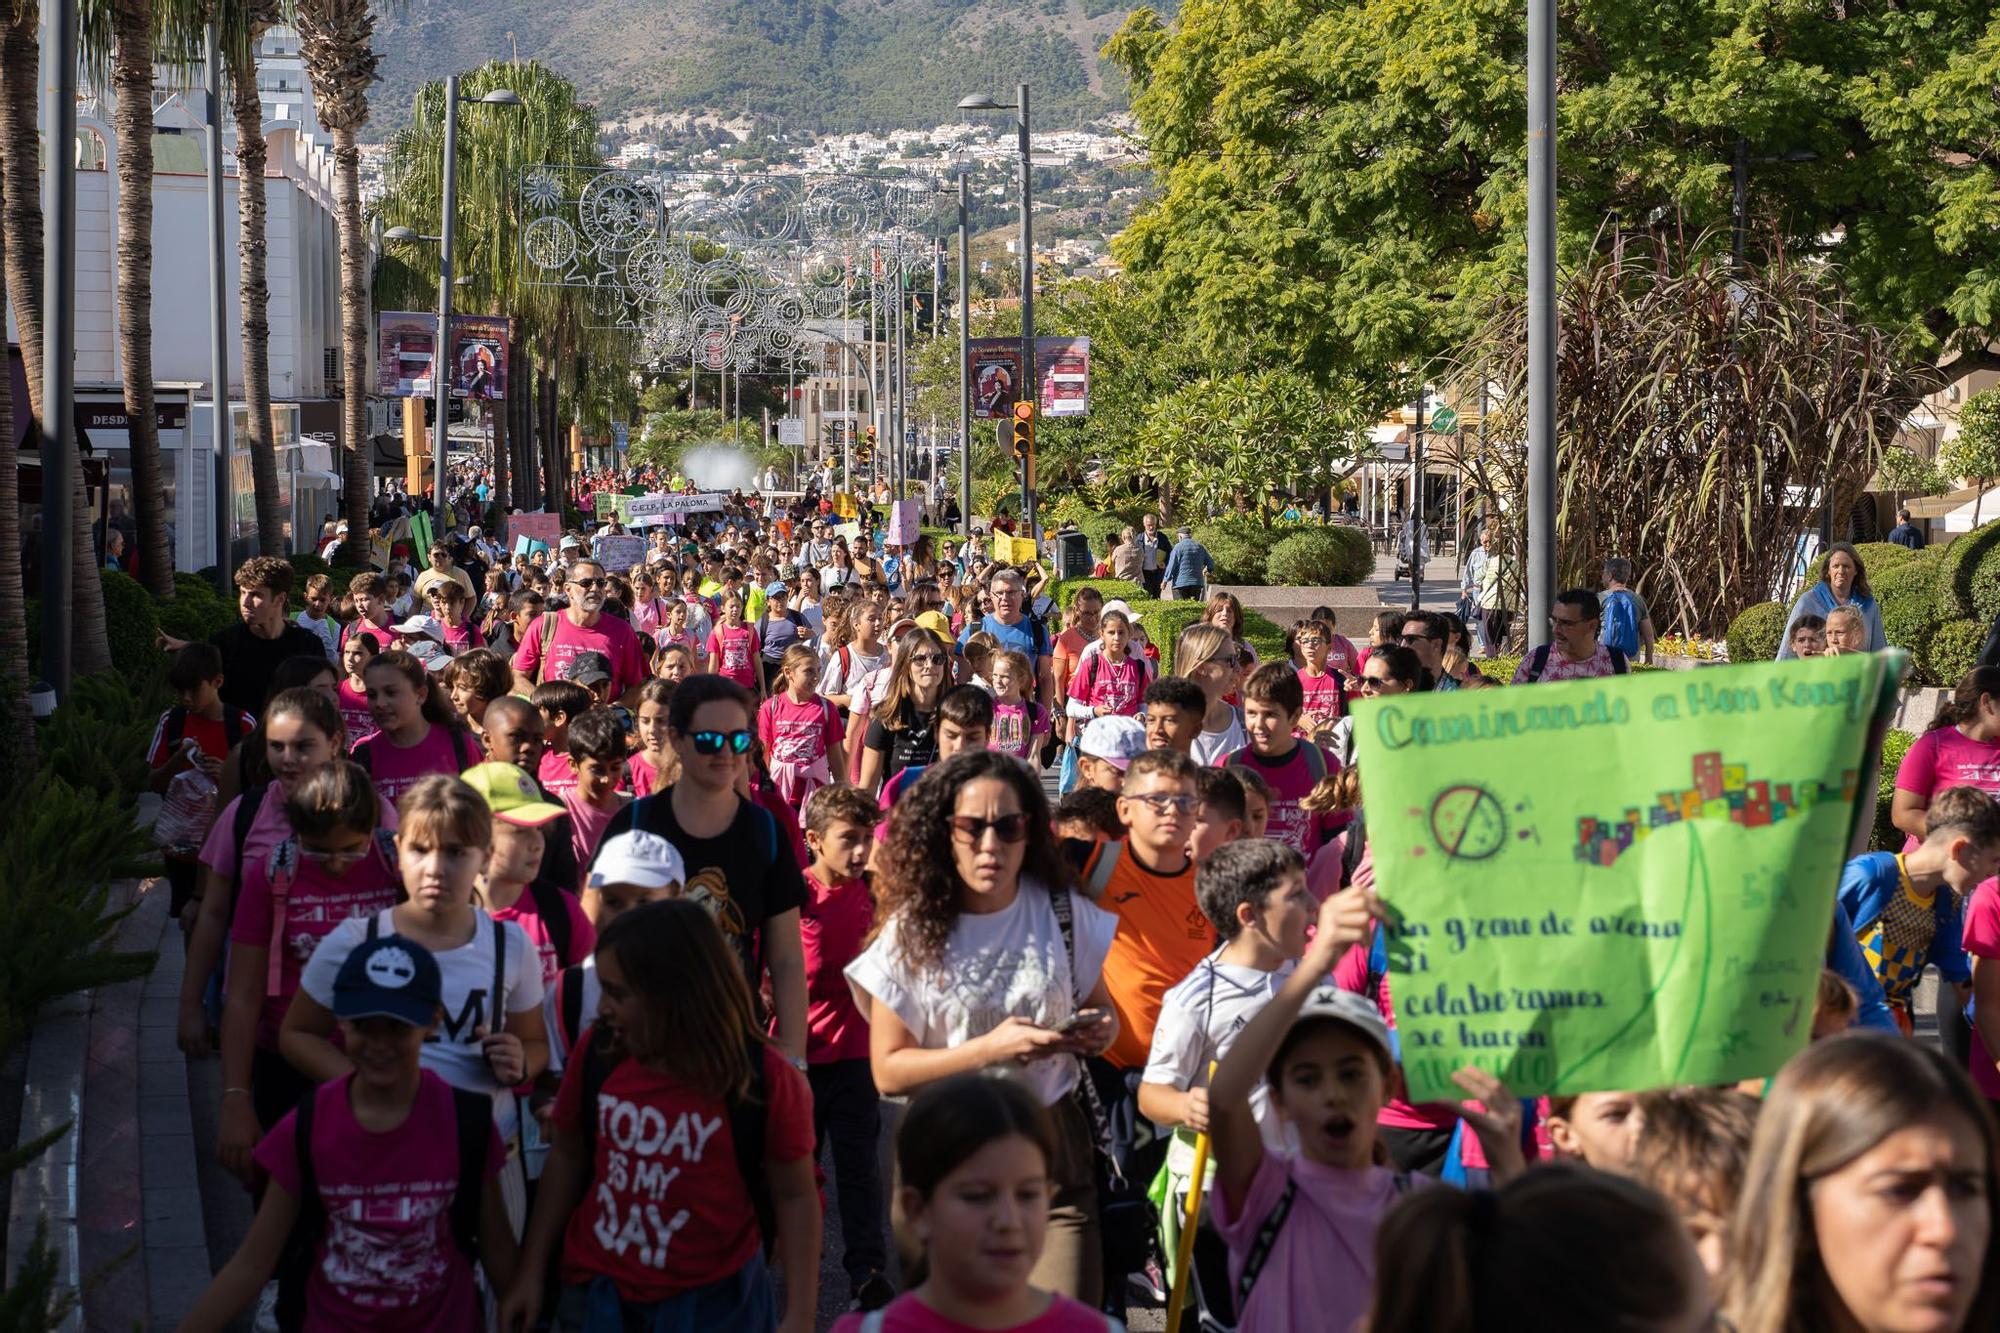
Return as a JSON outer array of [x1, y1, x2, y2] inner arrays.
[[1164, 1128, 1211, 1332]]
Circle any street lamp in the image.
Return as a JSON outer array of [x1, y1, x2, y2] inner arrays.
[[958, 85, 1037, 538], [388, 78, 519, 525]]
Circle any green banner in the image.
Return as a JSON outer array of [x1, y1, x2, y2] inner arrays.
[[594, 493, 619, 518], [410, 511, 433, 555], [1351, 653, 1900, 1103]]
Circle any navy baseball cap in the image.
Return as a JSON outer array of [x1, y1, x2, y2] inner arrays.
[[333, 935, 443, 1027]]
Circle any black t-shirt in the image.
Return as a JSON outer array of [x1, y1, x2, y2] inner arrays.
[[864, 699, 939, 783], [210, 620, 329, 716], [596, 790, 807, 990]]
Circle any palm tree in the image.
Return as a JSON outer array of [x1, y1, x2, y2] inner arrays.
[[110, 0, 180, 596], [1, 0, 113, 673], [0, 172, 30, 768], [295, 0, 377, 543], [221, 0, 284, 554]]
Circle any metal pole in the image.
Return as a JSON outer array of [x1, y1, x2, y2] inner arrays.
[[206, 20, 231, 578], [1409, 391, 1425, 610], [1017, 83, 1037, 540], [894, 265, 906, 497], [41, 0, 77, 695], [1525, 0, 1557, 650], [1731, 136, 1748, 268], [434, 76, 459, 528], [957, 172, 972, 538]]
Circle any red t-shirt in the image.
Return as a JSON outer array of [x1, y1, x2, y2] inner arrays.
[[229, 839, 401, 1048], [357, 724, 483, 809], [551, 1041, 815, 1301], [146, 706, 257, 769], [1296, 667, 1345, 733], [255, 1071, 503, 1331], [512, 611, 650, 697], [801, 871, 873, 1063], [829, 1293, 1112, 1333]]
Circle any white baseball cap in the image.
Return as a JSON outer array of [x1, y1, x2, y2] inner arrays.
[[1078, 715, 1148, 770], [391, 613, 445, 640], [1293, 985, 1395, 1066], [587, 830, 687, 893]]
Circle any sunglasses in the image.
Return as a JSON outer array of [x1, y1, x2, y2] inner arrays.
[[570, 577, 607, 590], [910, 652, 948, 667], [1357, 674, 1392, 691], [687, 728, 753, 756], [949, 812, 1031, 844], [1398, 632, 1436, 644], [1126, 792, 1198, 815]]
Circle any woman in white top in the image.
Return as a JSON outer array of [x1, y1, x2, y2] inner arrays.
[[846, 749, 1119, 1305], [821, 540, 855, 591], [1176, 622, 1251, 765]]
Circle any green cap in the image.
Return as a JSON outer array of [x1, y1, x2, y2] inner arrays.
[[460, 761, 566, 827]]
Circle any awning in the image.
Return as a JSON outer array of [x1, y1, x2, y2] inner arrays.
[[1904, 486, 1980, 519], [1942, 486, 2000, 532]]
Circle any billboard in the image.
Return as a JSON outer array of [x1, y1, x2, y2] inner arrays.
[[453, 316, 511, 400], [377, 311, 436, 397], [377, 313, 512, 398], [968, 336, 1091, 418]]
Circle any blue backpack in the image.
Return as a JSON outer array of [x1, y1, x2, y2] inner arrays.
[[1600, 589, 1641, 657]]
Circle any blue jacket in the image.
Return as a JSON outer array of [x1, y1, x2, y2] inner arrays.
[[1163, 537, 1214, 591], [1826, 898, 1900, 1033], [1837, 852, 1970, 1002], [1776, 584, 1886, 658]]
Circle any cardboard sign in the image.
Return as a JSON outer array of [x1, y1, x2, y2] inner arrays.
[[1352, 653, 1898, 1102], [592, 534, 649, 572], [511, 512, 562, 548], [887, 498, 921, 546]]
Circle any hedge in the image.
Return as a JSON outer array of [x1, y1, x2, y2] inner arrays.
[[99, 570, 162, 678], [1937, 518, 2000, 619], [1265, 527, 1372, 587], [1873, 549, 1948, 679], [1923, 618, 1986, 687], [1191, 522, 1271, 587], [1051, 578, 1144, 610], [1872, 729, 1917, 851], [1725, 602, 1788, 663]]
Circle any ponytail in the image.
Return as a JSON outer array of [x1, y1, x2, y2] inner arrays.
[[1928, 665, 2000, 733], [367, 650, 461, 731]]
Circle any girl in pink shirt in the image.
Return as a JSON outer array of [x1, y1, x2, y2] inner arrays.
[[988, 649, 1050, 762], [757, 644, 846, 806], [828, 1076, 1113, 1333], [654, 598, 707, 671], [336, 632, 379, 750], [353, 650, 484, 809], [626, 678, 680, 799], [427, 580, 485, 654], [707, 590, 763, 695], [1066, 609, 1152, 719], [1892, 666, 2000, 850]]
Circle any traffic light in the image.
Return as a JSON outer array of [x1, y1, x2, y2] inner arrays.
[[858, 425, 877, 463], [1012, 399, 1036, 490]]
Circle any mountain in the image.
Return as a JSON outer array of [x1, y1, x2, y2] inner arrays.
[[368, 0, 1144, 137]]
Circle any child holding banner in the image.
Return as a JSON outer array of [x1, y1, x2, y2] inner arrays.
[[1204, 886, 1524, 1333]]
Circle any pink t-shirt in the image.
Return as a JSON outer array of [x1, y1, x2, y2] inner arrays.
[[512, 611, 650, 697], [229, 839, 401, 1048], [255, 1071, 503, 1331], [341, 618, 396, 655], [489, 885, 596, 988], [438, 618, 483, 654], [200, 783, 400, 889], [626, 753, 667, 800], [653, 625, 706, 668], [540, 748, 578, 800], [1069, 651, 1149, 717], [1211, 1150, 1417, 1333], [708, 623, 762, 689], [336, 679, 373, 751], [829, 1293, 1111, 1333], [989, 699, 1049, 761], [1327, 633, 1361, 676], [758, 693, 844, 767], [1228, 743, 1339, 857], [802, 871, 874, 1063], [1963, 883, 2000, 1099], [1896, 726, 2000, 850], [1297, 667, 1346, 733], [357, 725, 483, 809], [561, 790, 627, 890]]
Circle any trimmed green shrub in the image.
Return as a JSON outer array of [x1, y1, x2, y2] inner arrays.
[[1051, 578, 1144, 610], [1141, 598, 1286, 673], [156, 572, 236, 644], [1479, 654, 1522, 684], [1934, 518, 2000, 618], [1872, 729, 1918, 851], [1191, 521, 1271, 586], [1725, 602, 1788, 663], [1923, 618, 1986, 689], [1264, 527, 1372, 587], [287, 551, 332, 583], [1875, 550, 1949, 678], [99, 570, 162, 677]]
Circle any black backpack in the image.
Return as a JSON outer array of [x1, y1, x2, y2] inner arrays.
[[523, 877, 576, 969], [275, 1082, 494, 1330], [575, 1029, 776, 1249], [1522, 643, 1629, 683], [162, 704, 248, 756]]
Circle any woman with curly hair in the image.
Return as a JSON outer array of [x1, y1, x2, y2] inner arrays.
[[844, 749, 1120, 1305]]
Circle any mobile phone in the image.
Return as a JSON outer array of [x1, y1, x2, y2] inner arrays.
[[1056, 1007, 1106, 1035]]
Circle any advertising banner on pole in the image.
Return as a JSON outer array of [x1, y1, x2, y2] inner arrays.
[[1352, 653, 1901, 1103], [969, 336, 1092, 418], [377, 312, 437, 397], [968, 339, 1022, 419], [452, 316, 510, 400]]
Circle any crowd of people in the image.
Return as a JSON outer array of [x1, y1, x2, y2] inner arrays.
[[142, 491, 2000, 1332]]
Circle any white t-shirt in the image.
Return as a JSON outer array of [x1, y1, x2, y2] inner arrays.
[[818, 644, 887, 701], [1144, 956, 1297, 1175], [1192, 716, 1249, 767], [845, 880, 1117, 1106], [300, 908, 546, 1141]]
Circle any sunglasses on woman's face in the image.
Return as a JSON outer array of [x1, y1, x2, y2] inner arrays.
[[686, 728, 753, 756], [949, 812, 1031, 844], [910, 652, 948, 667]]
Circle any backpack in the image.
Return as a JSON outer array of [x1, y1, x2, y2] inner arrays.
[[524, 877, 577, 969], [1073, 648, 1153, 710], [1523, 642, 1629, 683], [558, 963, 592, 1053], [275, 1079, 495, 1331], [575, 1027, 776, 1251], [1227, 739, 1330, 785], [1233, 1171, 1413, 1313], [260, 830, 403, 994], [161, 704, 248, 758], [1599, 589, 1642, 658], [352, 725, 476, 776], [229, 781, 273, 917]]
